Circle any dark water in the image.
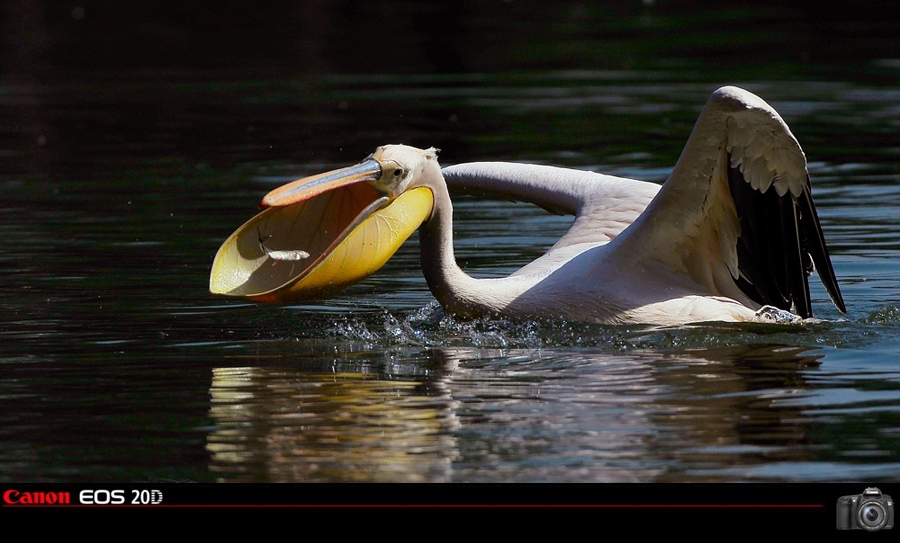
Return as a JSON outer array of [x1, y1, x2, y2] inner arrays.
[[3, 1, 900, 483]]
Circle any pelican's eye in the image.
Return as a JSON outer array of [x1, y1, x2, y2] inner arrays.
[[373, 159, 409, 196]]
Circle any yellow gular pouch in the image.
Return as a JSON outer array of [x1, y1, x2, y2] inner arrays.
[[210, 185, 434, 302]]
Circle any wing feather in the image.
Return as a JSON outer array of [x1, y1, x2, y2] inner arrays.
[[609, 86, 845, 317]]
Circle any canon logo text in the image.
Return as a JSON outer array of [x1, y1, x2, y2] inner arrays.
[[3, 489, 71, 505]]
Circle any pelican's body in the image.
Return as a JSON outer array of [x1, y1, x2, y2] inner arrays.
[[420, 160, 753, 324], [210, 86, 845, 325]]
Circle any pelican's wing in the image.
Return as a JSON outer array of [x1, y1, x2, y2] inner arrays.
[[612, 86, 845, 317], [442, 161, 658, 257]]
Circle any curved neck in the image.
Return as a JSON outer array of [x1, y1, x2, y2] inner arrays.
[[418, 183, 531, 318]]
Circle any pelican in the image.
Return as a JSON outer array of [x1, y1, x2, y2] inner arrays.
[[210, 86, 845, 325]]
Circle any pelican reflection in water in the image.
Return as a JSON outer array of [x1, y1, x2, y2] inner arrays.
[[210, 87, 845, 325]]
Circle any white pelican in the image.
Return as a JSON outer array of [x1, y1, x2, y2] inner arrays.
[[210, 86, 845, 325]]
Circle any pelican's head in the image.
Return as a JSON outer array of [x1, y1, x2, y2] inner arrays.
[[209, 145, 439, 302]]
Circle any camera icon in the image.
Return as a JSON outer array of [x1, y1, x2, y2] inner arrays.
[[836, 487, 894, 531]]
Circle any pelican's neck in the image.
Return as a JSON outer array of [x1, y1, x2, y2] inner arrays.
[[418, 182, 531, 318]]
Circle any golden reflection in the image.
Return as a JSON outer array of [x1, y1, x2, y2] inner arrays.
[[206, 357, 460, 482]]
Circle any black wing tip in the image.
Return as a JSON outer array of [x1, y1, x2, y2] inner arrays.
[[798, 185, 846, 314], [729, 164, 846, 318]]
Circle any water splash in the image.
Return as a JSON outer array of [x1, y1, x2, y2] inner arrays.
[[318, 304, 845, 354], [327, 304, 543, 349], [864, 305, 900, 324]]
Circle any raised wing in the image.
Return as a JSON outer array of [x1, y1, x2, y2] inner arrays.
[[612, 86, 845, 317]]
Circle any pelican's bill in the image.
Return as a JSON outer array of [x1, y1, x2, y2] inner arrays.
[[210, 183, 433, 302]]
